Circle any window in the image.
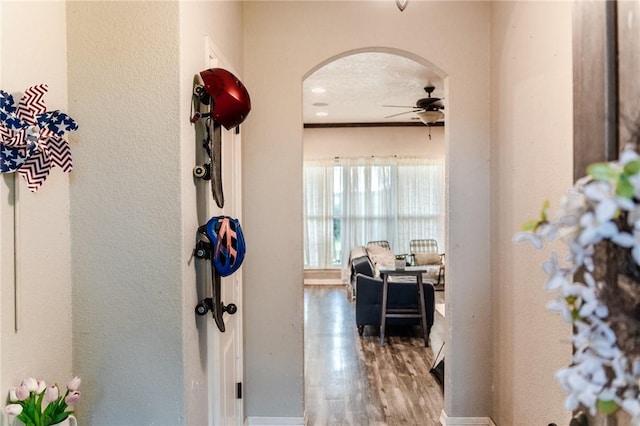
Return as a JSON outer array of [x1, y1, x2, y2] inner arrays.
[[304, 157, 444, 269]]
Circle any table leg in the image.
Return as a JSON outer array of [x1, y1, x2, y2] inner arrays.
[[417, 276, 428, 347], [380, 275, 389, 346]]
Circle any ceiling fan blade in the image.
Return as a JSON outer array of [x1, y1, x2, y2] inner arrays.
[[384, 110, 419, 119], [416, 98, 443, 109], [382, 105, 416, 108]]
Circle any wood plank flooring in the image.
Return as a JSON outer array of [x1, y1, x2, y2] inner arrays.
[[304, 286, 444, 426]]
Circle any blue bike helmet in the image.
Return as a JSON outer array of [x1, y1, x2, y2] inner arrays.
[[204, 216, 246, 277]]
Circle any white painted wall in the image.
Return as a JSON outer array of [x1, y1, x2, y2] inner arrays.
[[67, 2, 185, 423], [490, 2, 573, 424], [66, 2, 244, 423], [303, 125, 444, 159], [243, 0, 491, 419], [0, 1, 73, 420], [178, 2, 244, 425]]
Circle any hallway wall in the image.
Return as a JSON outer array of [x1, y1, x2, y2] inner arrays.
[[490, 2, 573, 424], [303, 125, 445, 160], [243, 0, 491, 420], [67, 2, 244, 423], [0, 2, 73, 418]]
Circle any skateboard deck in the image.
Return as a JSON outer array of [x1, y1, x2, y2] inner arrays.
[[193, 225, 237, 332], [191, 74, 224, 208]]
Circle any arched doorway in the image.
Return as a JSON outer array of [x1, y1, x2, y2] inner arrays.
[[302, 48, 448, 424]]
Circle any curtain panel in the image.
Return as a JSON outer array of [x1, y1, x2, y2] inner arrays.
[[303, 156, 444, 269], [303, 160, 336, 268]]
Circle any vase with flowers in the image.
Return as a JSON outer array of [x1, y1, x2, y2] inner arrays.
[[4, 376, 80, 426]]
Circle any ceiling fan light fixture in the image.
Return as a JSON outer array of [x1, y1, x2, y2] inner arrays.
[[416, 110, 444, 125]]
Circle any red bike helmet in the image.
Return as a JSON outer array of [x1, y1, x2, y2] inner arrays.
[[199, 68, 251, 130]]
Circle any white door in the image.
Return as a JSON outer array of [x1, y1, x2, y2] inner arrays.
[[203, 37, 244, 426]]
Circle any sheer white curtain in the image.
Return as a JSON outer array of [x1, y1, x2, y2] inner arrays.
[[303, 156, 445, 269], [396, 158, 445, 254], [303, 160, 335, 268], [338, 157, 398, 264]]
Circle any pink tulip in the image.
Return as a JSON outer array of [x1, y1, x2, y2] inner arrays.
[[5, 403, 23, 416], [65, 390, 80, 405], [8, 387, 18, 402], [22, 377, 38, 392], [67, 376, 81, 391], [45, 384, 59, 402], [15, 385, 29, 401], [36, 379, 46, 394]]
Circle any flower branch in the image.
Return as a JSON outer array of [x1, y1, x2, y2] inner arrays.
[[514, 146, 640, 420]]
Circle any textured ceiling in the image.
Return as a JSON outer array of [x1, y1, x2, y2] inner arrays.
[[303, 51, 445, 124]]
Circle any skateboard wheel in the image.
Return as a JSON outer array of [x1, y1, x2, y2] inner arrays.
[[195, 301, 209, 316], [193, 165, 207, 178], [224, 303, 238, 315], [193, 241, 210, 259]]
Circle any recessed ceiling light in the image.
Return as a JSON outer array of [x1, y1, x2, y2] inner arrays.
[[311, 87, 326, 94], [315, 111, 328, 117]]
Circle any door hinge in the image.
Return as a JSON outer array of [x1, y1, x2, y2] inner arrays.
[[236, 382, 242, 399]]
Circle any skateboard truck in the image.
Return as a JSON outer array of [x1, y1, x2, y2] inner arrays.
[[193, 240, 211, 259], [194, 273, 236, 332], [195, 298, 238, 317]]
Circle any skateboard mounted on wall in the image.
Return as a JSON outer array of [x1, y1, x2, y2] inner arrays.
[[193, 215, 247, 332], [190, 68, 251, 208], [190, 68, 250, 332], [191, 74, 224, 208]]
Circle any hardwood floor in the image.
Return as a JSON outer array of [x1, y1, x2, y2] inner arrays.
[[304, 286, 445, 426]]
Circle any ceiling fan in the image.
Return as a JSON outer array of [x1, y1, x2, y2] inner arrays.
[[383, 85, 445, 124]]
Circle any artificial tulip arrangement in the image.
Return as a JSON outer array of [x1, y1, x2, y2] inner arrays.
[[4, 376, 80, 426]]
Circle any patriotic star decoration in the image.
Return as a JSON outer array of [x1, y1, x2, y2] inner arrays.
[[0, 85, 78, 191]]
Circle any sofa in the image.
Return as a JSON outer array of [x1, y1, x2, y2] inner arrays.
[[349, 247, 435, 341]]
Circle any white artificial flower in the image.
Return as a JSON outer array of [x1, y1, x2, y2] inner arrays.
[[583, 181, 614, 202], [578, 287, 599, 317], [514, 148, 640, 419], [542, 252, 571, 291], [633, 245, 640, 268], [513, 232, 543, 249], [617, 196, 636, 212], [613, 232, 636, 248], [620, 146, 639, 164], [596, 198, 618, 223], [578, 212, 618, 246], [547, 298, 573, 323], [623, 398, 640, 417], [629, 173, 640, 199]]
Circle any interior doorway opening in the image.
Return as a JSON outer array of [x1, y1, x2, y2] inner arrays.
[[302, 47, 448, 424]]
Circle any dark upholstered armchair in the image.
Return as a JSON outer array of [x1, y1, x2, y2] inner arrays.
[[354, 272, 435, 341]]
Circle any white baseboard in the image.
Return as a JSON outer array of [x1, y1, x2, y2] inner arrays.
[[244, 416, 305, 425], [440, 410, 496, 426], [303, 278, 342, 285]]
